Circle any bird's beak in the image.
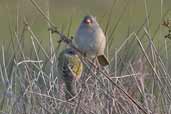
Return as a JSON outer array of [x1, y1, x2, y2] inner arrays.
[[84, 18, 92, 25]]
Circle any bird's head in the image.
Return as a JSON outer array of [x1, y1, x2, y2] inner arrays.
[[81, 15, 97, 27], [64, 48, 77, 58]]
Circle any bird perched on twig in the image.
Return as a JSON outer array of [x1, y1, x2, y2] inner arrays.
[[58, 48, 83, 100], [74, 15, 109, 66]]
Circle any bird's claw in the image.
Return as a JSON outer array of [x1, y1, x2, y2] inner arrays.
[[57, 39, 62, 43], [48, 26, 57, 34], [71, 36, 74, 40]]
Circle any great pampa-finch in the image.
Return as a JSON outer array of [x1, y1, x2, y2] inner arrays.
[[58, 48, 83, 100]]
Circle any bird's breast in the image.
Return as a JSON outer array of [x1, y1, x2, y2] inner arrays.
[[75, 27, 106, 56]]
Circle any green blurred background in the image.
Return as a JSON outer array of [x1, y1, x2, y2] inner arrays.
[[0, 0, 171, 56]]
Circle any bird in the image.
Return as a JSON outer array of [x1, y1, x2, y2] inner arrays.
[[74, 15, 109, 66], [58, 48, 83, 100]]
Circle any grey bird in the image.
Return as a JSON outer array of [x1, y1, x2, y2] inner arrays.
[[75, 15, 109, 66]]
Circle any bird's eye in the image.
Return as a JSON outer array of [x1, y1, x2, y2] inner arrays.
[[68, 50, 75, 55], [83, 18, 92, 24]]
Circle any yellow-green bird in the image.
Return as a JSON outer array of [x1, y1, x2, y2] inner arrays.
[[58, 48, 83, 100]]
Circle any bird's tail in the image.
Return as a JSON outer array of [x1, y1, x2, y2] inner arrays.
[[64, 79, 76, 100], [97, 55, 109, 66]]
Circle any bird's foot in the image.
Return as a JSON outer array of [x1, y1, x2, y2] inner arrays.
[[48, 26, 58, 34]]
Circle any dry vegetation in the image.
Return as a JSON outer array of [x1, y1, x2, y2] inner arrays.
[[0, 0, 171, 114]]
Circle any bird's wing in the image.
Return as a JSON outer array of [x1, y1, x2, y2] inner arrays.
[[68, 65, 76, 77], [67, 56, 83, 79]]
